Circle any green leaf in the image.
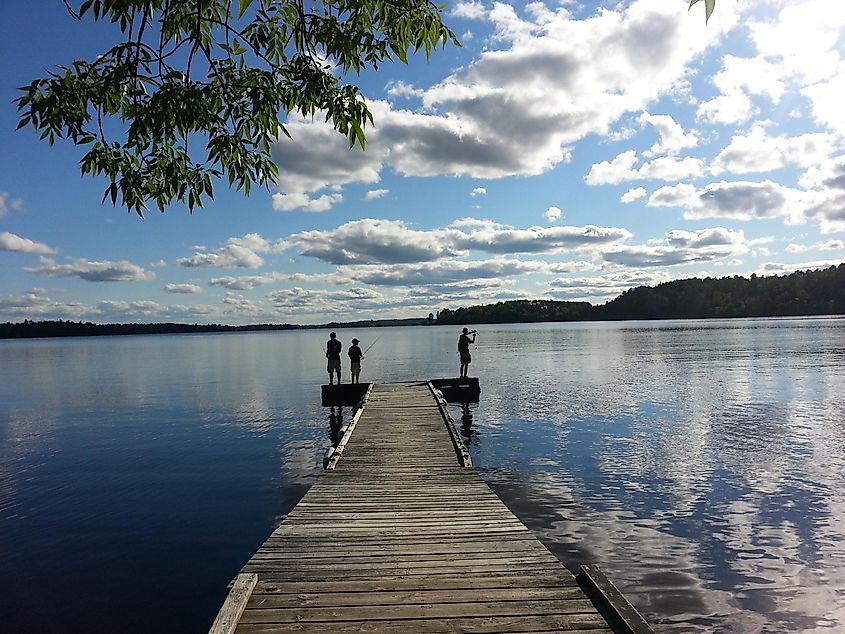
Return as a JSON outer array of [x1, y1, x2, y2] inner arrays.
[[238, 0, 255, 19]]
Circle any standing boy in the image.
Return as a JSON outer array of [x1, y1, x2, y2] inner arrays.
[[348, 338, 363, 384]]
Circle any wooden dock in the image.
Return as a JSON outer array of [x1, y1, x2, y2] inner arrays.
[[211, 381, 650, 633]]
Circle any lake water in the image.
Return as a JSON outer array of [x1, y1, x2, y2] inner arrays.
[[1, 318, 844, 632]]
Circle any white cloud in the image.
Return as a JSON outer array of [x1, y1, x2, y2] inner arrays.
[[470, 187, 487, 197], [451, 0, 487, 20], [25, 257, 156, 282], [272, 0, 737, 195], [621, 187, 647, 203], [150, 259, 168, 268], [0, 192, 24, 217], [639, 112, 698, 157], [548, 269, 672, 300], [365, 188, 390, 200], [710, 125, 836, 175], [0, 231, 56, 254], [178, 233, 277, 269], [281, 218, 632, 265], [272, 191, 343, 212], [699, 2, 845, 133], [785, 243, 808, 254], [603, 227, 749, 267], [697, 55, 785, 125], [647, 180, 807, 224], [281, 219, 465, 265], [545, 206, 562, 222], [755, 259, 844, 276], [817, 239, 844, 251], [164, 283, 203, 294], [209, 273, 286, 290], [585, 151, 703, 185]]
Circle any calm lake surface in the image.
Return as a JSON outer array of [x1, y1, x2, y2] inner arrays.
[[1, 318, 844, 633]]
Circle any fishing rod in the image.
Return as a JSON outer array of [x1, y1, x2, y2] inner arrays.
[[361, 335, 382, 358]]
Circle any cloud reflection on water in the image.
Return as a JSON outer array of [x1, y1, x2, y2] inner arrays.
[[459, 318, 845, 633]]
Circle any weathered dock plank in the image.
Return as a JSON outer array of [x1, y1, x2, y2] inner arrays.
[[212, 381, 640, 633]]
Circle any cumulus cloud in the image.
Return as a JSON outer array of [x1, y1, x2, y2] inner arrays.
[[621, 187, 647, 203], [269, 286, 384, 311], [25, 257, 156, 282], [699, 2, 845, 132], [755, 259, 844, 276], [710, 125, 836, 175], [544, 206, 562, 222], [178, 233, 277, 269], [281, 219, 465, 265], [272, 0, 736, 195], [451, 0, 486, 19], [603, 227, 749, 267], [0, 289, 102, 321], [471, 187, 487, 197], [280, 218, 631, 265], [547, 269, 672, 300], [801, 154, 845, 233], [817, 239, 844, 251], [585, 150, 703, 185], [639, 112, 698, 157], [0, 192, 24, 217], [647, 180, 807, 224], [365, 188, 389, 200], [164, 283, 203, 294], [272, 192, 343, 212], [0, 231, 56, 254], [209, 273, 286, 290]]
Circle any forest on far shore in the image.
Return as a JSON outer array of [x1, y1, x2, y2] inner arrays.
[[2, 264, 844, 339], [436, 264, 845, 324]]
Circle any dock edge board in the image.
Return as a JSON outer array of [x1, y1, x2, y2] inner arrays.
[[577, 564, 655, 634], [208, 573, 257, 634]]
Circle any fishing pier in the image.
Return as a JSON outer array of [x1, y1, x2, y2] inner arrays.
[[210, 380, 652, 633]]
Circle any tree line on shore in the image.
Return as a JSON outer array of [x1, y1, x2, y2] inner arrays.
[[2, 264, 843, 339], [436, 264, 845, 324]]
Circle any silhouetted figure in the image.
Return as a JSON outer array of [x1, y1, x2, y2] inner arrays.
[[458, 327, 477, 378], [348, 338, 363, 384], [326, 331, 342, 384]]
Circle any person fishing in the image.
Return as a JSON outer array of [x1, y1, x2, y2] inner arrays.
[[326, 331, 342, 385], [348, 338, 363, 384], [458, 327, 477, 378]]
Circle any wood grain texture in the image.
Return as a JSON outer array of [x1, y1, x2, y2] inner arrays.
[[213, 382, 616, 633]]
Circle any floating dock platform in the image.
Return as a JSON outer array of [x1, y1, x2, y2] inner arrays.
[[211, 380, 652, 633], [322, 377, 480, 406]]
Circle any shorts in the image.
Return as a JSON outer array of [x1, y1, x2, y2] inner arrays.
[[351, 361, 361, 374], [327, 359, 341, 373], [460, 351, 471, 365]]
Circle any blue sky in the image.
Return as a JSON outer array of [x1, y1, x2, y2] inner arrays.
[[1, 0, 844, 325]]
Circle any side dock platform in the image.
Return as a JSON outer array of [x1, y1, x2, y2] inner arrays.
[[210, 381, 652, 633]]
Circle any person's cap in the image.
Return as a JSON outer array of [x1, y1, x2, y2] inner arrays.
[[462, 327, 468, 334], [352, 338, 359, 344]]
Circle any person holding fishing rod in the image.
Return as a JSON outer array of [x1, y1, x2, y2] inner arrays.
[[458, 327, 477, 378], [348, 336, 381, 384], [326, 332, 343, 385]]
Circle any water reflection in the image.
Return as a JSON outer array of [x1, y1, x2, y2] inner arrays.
[[459, 402, 477, 445], [458, 318, 845, 633], [1, 319, 844, 633], [327, 406, 345, 445]]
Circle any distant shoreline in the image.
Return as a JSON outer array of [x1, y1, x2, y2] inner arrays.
[[3, 264, 843, 339]]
